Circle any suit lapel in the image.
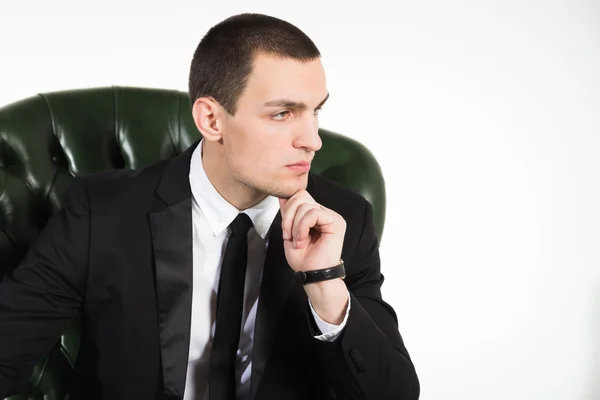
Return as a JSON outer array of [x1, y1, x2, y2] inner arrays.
[[147, 149, 318, 399], [148, 142, 198, 399], [251, 213, 315, 399]]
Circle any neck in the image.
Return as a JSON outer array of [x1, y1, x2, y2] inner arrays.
[[201, 141, 267, 211]]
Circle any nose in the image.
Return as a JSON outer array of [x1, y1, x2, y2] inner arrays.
[[292, 115, 322, 152]]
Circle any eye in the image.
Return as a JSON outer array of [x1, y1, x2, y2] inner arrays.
[[272, 110, 291, 121], [313, 106, 323, 116]]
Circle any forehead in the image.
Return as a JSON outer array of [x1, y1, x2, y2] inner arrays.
[[241, 53, 327, 105]]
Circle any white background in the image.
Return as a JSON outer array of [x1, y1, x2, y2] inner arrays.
[[1, 1, 599, 399]]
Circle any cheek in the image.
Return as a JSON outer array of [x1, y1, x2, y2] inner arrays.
[[226, 115, 293, 173], [243, 121, 288, 159]]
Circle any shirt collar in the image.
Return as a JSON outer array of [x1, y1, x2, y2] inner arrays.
[[189, 140, 280, 239]]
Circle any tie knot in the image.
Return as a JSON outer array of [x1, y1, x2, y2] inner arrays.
[[229, 213, 252, 236]]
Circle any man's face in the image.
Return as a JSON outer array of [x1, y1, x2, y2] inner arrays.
[[220, 53, 328, 200]]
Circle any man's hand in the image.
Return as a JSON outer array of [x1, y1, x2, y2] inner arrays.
[[279, 190, 349, 325], [278, 190, 346, 272]]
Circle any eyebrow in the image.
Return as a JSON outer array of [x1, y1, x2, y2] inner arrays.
[[263, 93, 330, 110]]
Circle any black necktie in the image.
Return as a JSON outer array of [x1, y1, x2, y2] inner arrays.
[[209, 213, 253, 400]]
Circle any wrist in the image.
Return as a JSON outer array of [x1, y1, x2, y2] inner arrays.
[[295, 259, 345, 285], [305, 278, 348, 325]]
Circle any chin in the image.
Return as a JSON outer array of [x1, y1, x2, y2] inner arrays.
[[265, 176, 308, 199]]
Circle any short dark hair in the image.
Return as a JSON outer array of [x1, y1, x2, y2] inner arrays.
[[188, 13, 321, 114]]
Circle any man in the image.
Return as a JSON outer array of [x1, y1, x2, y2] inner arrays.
[[0, 13, 419, 400]]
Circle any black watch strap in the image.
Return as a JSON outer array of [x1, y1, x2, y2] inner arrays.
[[295, 261, 346, 285]]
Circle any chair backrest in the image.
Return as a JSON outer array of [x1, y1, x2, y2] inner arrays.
[[0, 86, 386, 399]]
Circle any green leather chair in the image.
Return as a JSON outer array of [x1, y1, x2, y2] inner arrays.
[[0, 86, 386, 399]]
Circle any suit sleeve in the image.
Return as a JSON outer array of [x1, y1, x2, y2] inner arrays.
[[313, 200, 420, 400], [0, 178, 90, 398]]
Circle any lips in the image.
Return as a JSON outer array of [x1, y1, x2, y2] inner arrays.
[[288, 161, 310, 167], [286, 160, 311, 172]]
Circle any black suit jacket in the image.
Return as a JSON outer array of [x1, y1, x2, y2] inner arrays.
[[0, 142, 419, 400]]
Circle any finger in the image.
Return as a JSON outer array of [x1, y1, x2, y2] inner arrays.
[[294, 208, 335, 248], [294, 208, 320, 248], [280, 196, 302, 240], [280, 191, 313, 239], [279, 189, 310, 213], [291, 203, 321, 242]]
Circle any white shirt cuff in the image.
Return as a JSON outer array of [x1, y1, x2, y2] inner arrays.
[[308, 291, 351, 342]]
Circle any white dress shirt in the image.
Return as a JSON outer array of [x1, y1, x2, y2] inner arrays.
[[183, 141, 351, 400]]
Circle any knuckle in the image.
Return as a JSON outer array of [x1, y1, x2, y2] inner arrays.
[[308, 207, 320, 217], [299, 203, 315, 213]]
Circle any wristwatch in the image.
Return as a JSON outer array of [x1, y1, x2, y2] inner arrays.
[[294, 259, 346, 285]]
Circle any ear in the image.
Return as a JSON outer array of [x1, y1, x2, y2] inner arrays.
[[192, 97, 225, 142]]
